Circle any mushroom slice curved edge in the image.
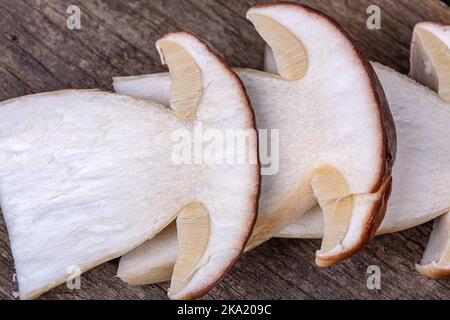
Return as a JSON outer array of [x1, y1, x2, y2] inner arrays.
[[410, 22, 450, 103]]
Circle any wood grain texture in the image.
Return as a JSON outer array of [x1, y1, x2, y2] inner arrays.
[[0, 0, 449, 300]]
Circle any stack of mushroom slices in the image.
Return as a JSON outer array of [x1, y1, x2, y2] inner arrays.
[[4, 2, 449, 301], [1, 3, 394, 299], [115, 5, 450, 286]]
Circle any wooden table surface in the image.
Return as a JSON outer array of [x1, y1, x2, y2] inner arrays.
[[0, 0, 450, 300]]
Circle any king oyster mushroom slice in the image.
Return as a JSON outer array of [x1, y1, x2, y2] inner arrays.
[[410, 22, 450, 279], [276, 63, 450, 239], [114, 2, 395, 286], [410, 22, 450, 103], [279, 24, 450, 278], [267, 41, 450, 240], [0, 32, 259, 300]]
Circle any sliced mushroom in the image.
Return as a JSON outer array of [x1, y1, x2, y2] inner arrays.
[[115, 2, 395, 281], [416, 213, 450, 279], [410, 22, 450, 102], [278, 25, 450, 277], [276, 62, 450, 240], [0, 32, 259, 299], [410, 22, 450, 279]]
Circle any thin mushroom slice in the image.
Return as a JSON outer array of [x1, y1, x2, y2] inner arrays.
[[410, 22, 450, 279], [155, 33, 259, 300], [275, 205, 323, 239], [275, 63, 450, 240], [416, 213, 450, 279], [0, 32, 259, 300], [113, 72, 171, 107], [410, 22, 450, 102], [115, 1, 395, 281], [311, 166, 353, 260]]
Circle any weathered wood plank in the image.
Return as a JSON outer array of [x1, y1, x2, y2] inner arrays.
[[0, 0, 449, 299]]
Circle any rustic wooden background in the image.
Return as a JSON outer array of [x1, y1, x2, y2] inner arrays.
[[0, 0, 449, 300]]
